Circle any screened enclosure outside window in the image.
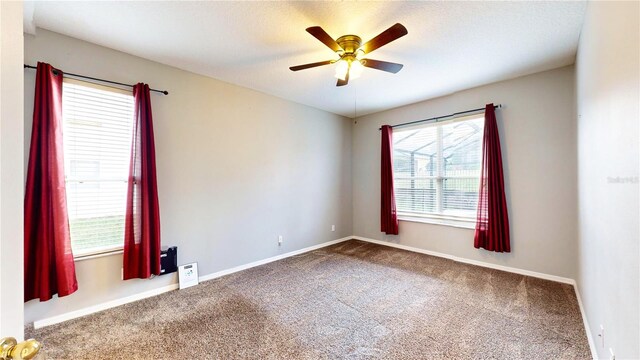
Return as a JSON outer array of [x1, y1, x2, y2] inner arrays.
[[393, 115, 484, 220], [62, 79, 134, 257]]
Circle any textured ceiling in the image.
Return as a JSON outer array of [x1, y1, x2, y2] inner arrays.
[[26, 1, 586, 118]]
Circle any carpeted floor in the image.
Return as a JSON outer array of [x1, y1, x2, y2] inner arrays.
[[27, 240, 590, 359]]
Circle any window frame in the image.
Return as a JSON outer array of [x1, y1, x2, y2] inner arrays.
[[393, 113, 484, 227], [61, 78, 134, 260]]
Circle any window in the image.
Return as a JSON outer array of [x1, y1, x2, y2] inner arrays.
[[62, 79, 134, 257], [393, 115, 484, 223]]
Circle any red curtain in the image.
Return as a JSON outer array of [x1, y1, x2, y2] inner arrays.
[[381, 125, 399, 235], [474, 104, 510, 252], [123, 83, 161, 280], [24, 62, 78, 301]]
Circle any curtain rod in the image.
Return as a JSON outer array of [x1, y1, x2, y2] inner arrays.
[[378, 104, 502, 130], [24, 64, 169, 95]]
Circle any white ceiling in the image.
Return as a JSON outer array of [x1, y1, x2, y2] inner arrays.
[[25, 1, 586, 118]]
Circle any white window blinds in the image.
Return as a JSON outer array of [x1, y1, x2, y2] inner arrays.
[[393, 115, 484, 219], [62, 79, 134, 256]]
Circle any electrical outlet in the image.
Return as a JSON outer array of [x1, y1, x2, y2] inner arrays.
[[278, 235, 283, 246], [598, 325, 605, 348], [331, 225, 336, 232]]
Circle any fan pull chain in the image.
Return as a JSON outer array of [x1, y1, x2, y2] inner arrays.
[[354, 84, 358, 123]]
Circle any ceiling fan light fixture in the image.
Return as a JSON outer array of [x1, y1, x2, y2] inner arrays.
[[350, 60, 364, 79], [334, 59, 349, 81]]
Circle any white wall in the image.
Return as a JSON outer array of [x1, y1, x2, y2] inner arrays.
[[352, 66, 578, 279], [575, 1, 639, 358], [0, 1, 25, 340], [23, 29, 352, 324]]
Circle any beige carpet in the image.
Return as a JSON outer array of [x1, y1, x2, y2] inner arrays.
[[27, 240, 590, 359]]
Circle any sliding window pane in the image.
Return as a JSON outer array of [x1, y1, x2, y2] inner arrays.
[[442, 118, 483, 178], [442, 177, 480, 216], [395, 178, 437, 214]]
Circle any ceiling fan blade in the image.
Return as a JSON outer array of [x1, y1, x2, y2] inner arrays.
[[361, 59, 404, 73], [306, 26, 343, 53], [336, 71, 349, 87], [289, 60, 334, 71], [360, 23, 408, 54]]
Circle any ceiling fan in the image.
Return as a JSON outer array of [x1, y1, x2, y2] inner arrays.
[[289, 23, 408, 87]]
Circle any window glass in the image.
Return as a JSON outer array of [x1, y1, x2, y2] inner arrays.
[[62, 79, 134, 256], [393, 115, 483, 219]]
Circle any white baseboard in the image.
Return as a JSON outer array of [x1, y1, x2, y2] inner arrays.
[[32, 236, 352, 329], [352, 236, 574, 284], [199, 236, 352, 282], [573, 283, 598, 359], [33, 283, 179, 329]]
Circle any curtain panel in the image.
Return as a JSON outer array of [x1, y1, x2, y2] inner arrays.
[[381, 125, 399, 235], [474, 104, 510, 252], [24, 62, 78, 301], [123, 83, 162, 279]]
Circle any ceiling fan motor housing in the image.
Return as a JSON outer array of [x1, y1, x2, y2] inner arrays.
[[336, 35, 362, 57]]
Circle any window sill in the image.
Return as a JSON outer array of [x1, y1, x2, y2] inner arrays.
[[398, 216, 476, 229], [74, 248, 123, 262]]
